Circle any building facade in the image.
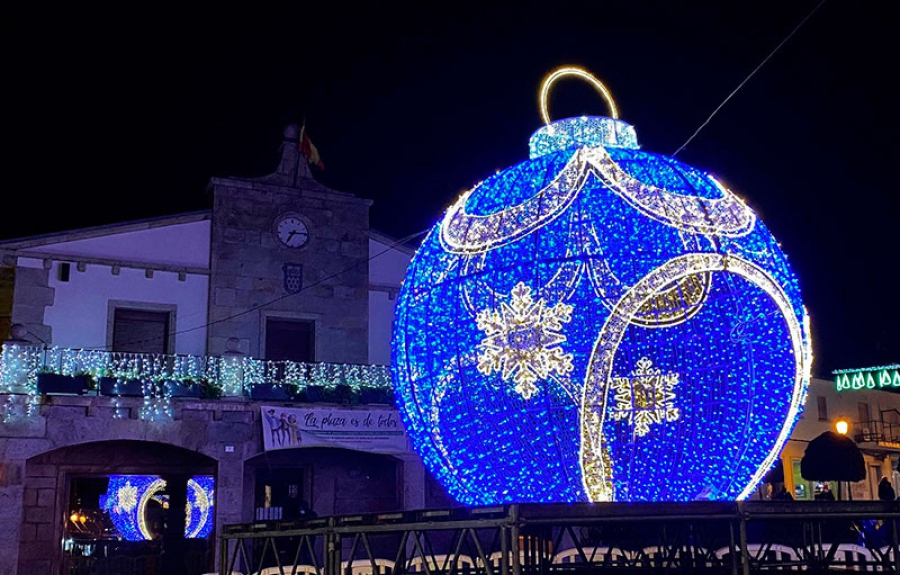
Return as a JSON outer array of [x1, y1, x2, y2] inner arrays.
[[0, 125, 453, 575], [775, 367, 900, 501]]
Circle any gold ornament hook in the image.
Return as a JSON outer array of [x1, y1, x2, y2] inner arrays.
[[539, 66, 619, 124]]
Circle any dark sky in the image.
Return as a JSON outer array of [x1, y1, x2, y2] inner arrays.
[[6, 1, 896, 377]]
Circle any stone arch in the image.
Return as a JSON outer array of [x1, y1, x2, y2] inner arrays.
[[19, 439, 217, 575]]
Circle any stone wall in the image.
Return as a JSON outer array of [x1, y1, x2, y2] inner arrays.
[[0, 394, 425, 575]]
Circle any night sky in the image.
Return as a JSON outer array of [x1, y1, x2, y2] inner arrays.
[[6, 2, 895, 377]]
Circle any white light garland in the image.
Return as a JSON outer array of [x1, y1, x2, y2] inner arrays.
[[0, 344, 393, 422]]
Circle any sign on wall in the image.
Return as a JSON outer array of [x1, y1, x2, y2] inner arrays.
[[261, 405, 409, 454]]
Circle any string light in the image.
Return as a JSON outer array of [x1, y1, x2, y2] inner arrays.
[[392, 73, 810, 504], [1, 343, 392, 422], [833, 364, 900, 391]]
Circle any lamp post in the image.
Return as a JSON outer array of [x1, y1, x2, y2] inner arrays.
[[835, 418, 850, 500]]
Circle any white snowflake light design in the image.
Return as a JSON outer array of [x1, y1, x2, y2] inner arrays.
[[116, 481, 138, 513], [476, 281, 574, 399], [609, 357, 680, 436]]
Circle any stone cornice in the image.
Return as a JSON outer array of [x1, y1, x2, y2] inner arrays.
[[0, 250, 209, 276]]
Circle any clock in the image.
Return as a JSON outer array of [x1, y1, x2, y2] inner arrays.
[[274, 214, 310, 248]]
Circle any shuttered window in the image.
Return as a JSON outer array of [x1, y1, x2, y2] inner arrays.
[[112, 308, 170, 354]]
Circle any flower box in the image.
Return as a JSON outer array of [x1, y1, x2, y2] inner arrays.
[[99, 377, 145, 397], [249, 384, 295, 401], [304, 384, 326, 402], [37, 373, 91, 395], [165, 380, 204, 398], [360, 387, 395, 405]]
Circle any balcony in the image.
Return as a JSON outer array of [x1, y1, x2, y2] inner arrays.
[[0, 341, 394, 422], [854, 418, 900, 451]]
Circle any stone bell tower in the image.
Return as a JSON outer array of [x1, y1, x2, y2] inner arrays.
[[207, 124, 372, 363]]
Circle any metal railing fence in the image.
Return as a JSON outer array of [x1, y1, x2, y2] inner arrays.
[[218, 501, 900, 575]]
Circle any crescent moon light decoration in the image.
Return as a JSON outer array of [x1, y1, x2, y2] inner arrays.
[[102, 475, 215, 541]]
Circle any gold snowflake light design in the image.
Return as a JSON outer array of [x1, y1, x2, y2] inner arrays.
[[608, 357, 680, 436], [476, 281, 573, 399], [116, 481, 138, 513]]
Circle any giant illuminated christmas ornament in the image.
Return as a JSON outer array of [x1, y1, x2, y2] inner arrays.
[[391, 67, 812, 504]]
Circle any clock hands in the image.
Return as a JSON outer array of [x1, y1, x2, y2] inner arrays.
[[285, 229, 308, 245]]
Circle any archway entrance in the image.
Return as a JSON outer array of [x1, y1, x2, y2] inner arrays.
[[244, 447, 402, 570], [22, 440, 216, 575]]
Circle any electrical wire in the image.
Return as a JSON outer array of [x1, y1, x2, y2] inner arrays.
[[174, 227, 429, 338], [50, 227, 430, 352], [672, 0, 827, 157]]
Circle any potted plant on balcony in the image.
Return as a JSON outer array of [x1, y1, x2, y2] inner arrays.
[[334, 383, 355, 405], [198, 378, 223, 399]]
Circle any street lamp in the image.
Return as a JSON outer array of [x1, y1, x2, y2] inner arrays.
[[835, 418, 849, 435]]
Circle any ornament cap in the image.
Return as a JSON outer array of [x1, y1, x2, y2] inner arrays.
[[529, 116, 639, 158]]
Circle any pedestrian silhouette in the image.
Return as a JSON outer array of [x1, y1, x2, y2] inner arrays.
[[773, 486, 794, 500], [815, 483, 835, 501], [878, 476, 895, 501]]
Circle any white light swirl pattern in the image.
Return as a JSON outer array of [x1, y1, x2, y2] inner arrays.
[[579, 253, 809, 502]]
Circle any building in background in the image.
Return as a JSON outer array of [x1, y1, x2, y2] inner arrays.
[[776, 365, 900, 501], [0, 125, 457, 575]]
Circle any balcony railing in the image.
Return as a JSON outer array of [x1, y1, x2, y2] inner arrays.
[[0, 342, 393, 421], [854, 419, 900, 446]]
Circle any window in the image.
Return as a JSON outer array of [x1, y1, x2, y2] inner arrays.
[[112, 308, 170, 354], [817, 396, 828, 421], [858, 402, 871, 423], [858, 402, 873, 440], [265, 318, 315, 362]]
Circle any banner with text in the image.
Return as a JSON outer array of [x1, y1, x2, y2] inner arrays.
[[261, 405, 409, 454]]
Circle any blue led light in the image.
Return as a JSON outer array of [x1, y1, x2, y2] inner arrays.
[[391, 115, 810, 505], [103, 475, 215, 540]]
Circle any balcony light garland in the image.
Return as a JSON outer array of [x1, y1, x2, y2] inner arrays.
[[1, 342, 393, 422], [391, 67, 811, 504], [0, 342, 41, 421]]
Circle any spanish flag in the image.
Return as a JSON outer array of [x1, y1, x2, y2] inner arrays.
[[299, 125, 324, 170]]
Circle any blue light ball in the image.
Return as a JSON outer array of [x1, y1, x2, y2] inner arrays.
[[391, 116, 811, 504]]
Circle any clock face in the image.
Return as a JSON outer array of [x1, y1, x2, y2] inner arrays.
[[275, 215, 310, 248]]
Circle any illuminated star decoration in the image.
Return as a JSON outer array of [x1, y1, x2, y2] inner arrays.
[[116, 481, 138, 513], [608, 357, 680, 436], [476, 282, 574, 399]]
